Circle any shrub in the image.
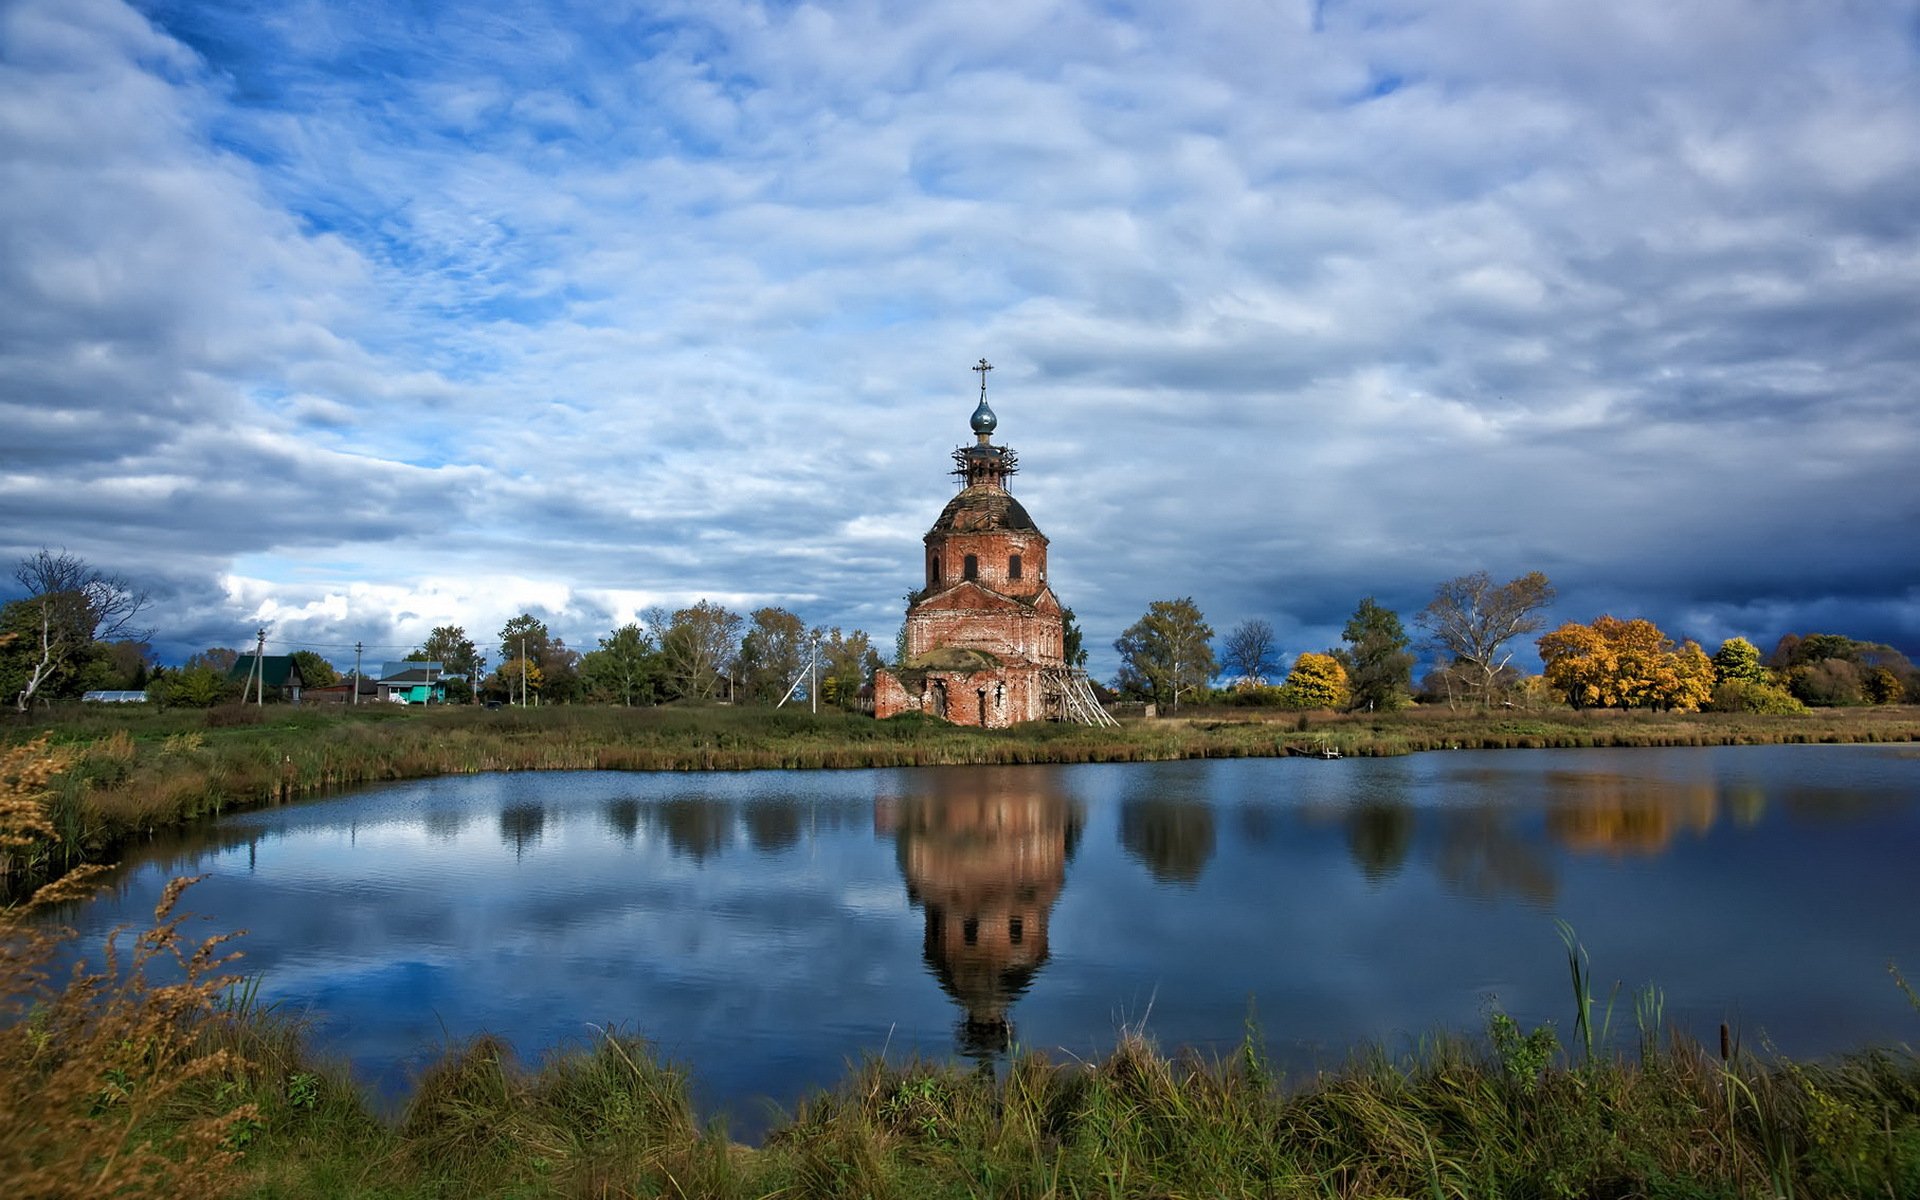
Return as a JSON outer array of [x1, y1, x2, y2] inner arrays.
[[1707, 679, 1809, 715]]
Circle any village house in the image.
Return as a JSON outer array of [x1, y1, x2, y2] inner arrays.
[[227, 654, 307, 703]]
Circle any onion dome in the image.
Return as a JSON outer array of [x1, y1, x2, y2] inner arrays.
[[970, 396, 998, 436]]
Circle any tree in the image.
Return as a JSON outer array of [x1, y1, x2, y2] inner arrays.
[[1112, 598, 1216, 710], [660, 601, 743, 701], [184, 647, 240, 673], [1337, 598, 1415, 711], [159, 664, 239, 707], [5, 549, 151, 711], [1279, 652, 1350, 710], [289, 651, 339, 689], [1060, 607, 1088, 670], [819, 628, 882, 709], [494, 614, 553, 704], [1711, 637, 1767, 685], [580, 624, 661, 706], [1767, 633, 1916, 706], [413, 625, 480, 703], [1536, 615, 1714, 711], [736, 607, 809, 704], [1416, 571, 1555, 707], [1221, 618, 1277, 687]]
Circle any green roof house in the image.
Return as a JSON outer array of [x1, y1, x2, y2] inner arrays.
[[227, 655, 309, 703]]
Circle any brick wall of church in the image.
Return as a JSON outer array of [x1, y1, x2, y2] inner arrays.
[[874, 664, 1054, 727]]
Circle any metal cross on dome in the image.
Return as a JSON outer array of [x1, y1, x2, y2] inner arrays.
[[972, 357, 992, 403]]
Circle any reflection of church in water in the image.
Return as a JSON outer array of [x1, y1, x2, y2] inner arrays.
[[874, 768, 1084, 1055]]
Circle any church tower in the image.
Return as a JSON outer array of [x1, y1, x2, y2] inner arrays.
[[874, 361, 1112, 727]]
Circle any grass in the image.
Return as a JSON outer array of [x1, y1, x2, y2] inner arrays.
[[7, 733, 1920, 1196], [5, 701, 1917, 890]]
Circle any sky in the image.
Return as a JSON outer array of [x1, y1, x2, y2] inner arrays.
[[3, 0, 1917, 682]]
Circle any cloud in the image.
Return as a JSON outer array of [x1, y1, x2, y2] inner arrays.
[[2, 0, 1915, 677]]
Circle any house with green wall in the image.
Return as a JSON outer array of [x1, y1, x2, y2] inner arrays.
[[377, 661, 446, 704]]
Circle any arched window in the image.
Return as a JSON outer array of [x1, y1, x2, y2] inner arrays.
[[963, 554, 978, 580], [929, 556, 941, 586], [1009, 554, 1022, 580]]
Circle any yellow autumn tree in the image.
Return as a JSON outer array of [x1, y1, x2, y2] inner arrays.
[[1279, 652, 1349, 710], [1538, 616, 1713, 712], [1537, 622, 1619, 708]]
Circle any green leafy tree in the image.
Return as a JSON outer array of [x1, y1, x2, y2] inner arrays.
[[412, 625, 480, 702], [160, 664, 239, 707], [737, 607, 809, 704], [657, 601, 744, 701], [819, 628, 882, 709], [1337, 598, 1415, 711], [1279, 652, 1350, 710], [493, 614, 555, 704], [289, 650, 339, 689], [1711, 637, 1767, 685], [580, 623, 662, 706], [1113, 598, 1216, 710], [1060, 607, 1088, 669], [1416, 571, 1555, 707]]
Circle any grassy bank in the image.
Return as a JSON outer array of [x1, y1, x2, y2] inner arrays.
[[4, 702, 1918, 883], [18, 946, 1920, 1198]]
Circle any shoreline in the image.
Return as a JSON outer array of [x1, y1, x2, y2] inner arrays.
[[4, 703, 1917, 887]]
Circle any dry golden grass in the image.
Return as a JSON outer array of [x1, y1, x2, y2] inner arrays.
[[1, 736, 258, 1198]]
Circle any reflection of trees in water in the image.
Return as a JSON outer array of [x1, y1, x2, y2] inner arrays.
[[422, 810, 468, 841], [658, 797, 734, 861], [1119, 799, 1215, 885], [743, 803, 802, 852], [1543, 772, 1718, 857], [879, 768, 1085, 1058], [603, 798, 642, 844], [1434, 809, 1556, 905], [499, 803, 545, 854], [1236, 803, 1278, 846], [1346, 800, 1415, 884]]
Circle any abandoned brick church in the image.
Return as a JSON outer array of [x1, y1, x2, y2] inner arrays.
[[873, 361, 1110, 728]]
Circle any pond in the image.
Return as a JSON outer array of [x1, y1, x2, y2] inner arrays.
[[58, 744, 1920, 1137]]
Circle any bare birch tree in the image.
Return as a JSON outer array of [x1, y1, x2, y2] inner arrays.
[[1415, 570, 1555, 707]]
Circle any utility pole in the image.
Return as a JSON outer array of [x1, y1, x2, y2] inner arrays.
[[353, 641, 363, 706], [810, 632, 820, 714], [520, 636, 527, 707], [252, 627, 267, 707]]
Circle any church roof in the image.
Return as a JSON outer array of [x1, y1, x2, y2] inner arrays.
[[927, 485, 1039, 536]]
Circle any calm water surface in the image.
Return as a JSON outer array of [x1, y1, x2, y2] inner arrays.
[[63, 745, 1920, 1134]]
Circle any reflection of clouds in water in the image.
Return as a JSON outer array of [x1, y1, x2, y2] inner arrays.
[[838, 883, 905, 917]]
